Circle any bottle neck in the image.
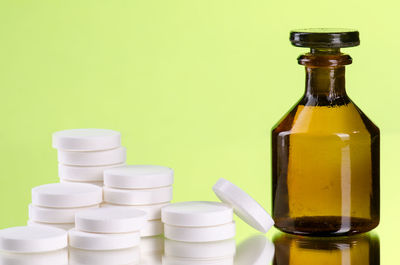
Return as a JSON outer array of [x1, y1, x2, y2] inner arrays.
[[299, 49, 352, 106], [305, 66, 347, 97]]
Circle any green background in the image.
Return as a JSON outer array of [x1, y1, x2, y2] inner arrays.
[[0, 0, 398, 262]]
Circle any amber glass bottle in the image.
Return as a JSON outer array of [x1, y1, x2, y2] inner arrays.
[[273, 233, 380, 265], [272, 29, 380, 236]]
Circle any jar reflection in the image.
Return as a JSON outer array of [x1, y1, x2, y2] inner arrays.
[[234, 235, 275, 265], [273, 233, 380, 265]]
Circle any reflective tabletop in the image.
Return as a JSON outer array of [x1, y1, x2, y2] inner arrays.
[[0, 230, 381, 265]]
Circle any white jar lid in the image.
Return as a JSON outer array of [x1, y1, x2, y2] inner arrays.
[[213, 178, 274, 233], [104, 165, 174, 189], [164, 238, 236, 260], [29, 204, 99, 224], [162, 255, 234, 265], [0, 248, 68, 265], [234, 235, 275, 265], [52, 129, 121, 151], [69, 247, 140, 265], [75, 207, 147, 233], [140, 220, 163, 237], [0, 226, 67, 253], [161, 201, 233, 227], [68, 229, 140, 251], [58, 163, 124, 182], [27, 220, 75, 231], [164, 222, 235, 243], [103, 186, 172, 205], [57, 147, 126, 166], [32, 183, 102, 208], [101, 202, 169, 220]]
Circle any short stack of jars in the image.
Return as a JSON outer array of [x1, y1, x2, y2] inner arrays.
[[161, 201, 236, 265], [53, 129, 126, 186], [28, 182, 102, 230], [68, 207, 147, 265], [0, 226, 68, 265], [102, 165, 174, 237]]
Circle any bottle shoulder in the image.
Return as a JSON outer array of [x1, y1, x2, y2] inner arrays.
[[272, 102, 300, 133], [272, 101, 379, 138], [351, 102, 380, 137]]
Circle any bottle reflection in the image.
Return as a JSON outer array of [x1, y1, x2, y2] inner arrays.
[[273, 233, 380, 265]]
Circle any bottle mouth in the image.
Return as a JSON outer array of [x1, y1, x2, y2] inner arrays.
[[290, 29, 360, 48], [298, 50, 353, 67], [290, 29, 358, 68]]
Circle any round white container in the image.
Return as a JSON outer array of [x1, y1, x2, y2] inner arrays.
[[0, 248, 68, 265], [104, 165, 173, 189], [141, 220, 163, 237], [161, 201, 233, 227], [57, 147, 126, 166], [164, 222, 235, 243], [75, 207, 147, 233], [213, 178, 274, 233], [0, 226, 67, 253], [31, 183, 102, 208], [27, 220, 75, 231], [58, 163, 124, 182], [101, 203, 169, 220], [52, 129, 121, 151], [68, 229, 140, 251], [29, 204, 99, 224], [103, 186, 172, 205]]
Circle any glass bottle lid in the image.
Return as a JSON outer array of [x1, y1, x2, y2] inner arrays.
[[290, 28, 360, 48]]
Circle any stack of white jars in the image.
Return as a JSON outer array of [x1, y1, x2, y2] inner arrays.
[[0, 226, 68, 265], [68, 207, 147, 265], [161, 201, 236, 265], [28, 183, 102, 230], [53, 129, 126, 186], [102, 165, 174, 237]]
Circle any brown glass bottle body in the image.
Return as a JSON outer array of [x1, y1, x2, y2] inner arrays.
[[271, 50, 380, 236]]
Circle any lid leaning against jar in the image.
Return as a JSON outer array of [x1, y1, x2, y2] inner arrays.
[[213, 178, 274, 233]]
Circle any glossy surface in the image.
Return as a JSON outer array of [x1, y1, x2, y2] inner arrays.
[[0, 231, 383, 264]]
